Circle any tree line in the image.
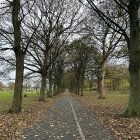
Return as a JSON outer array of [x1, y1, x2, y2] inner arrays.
[[0, 0, 140, 117]]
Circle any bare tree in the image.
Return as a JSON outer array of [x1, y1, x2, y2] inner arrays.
[[67, 37, 95, 96], [0, 0, 41, 113], [81, 0, 140, 117], [24, 0, 83, 101]]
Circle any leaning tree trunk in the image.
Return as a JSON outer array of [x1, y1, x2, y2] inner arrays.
[[124, 1, 140, 117], [9, 54, 24, 113], [98, 67, 106, 99]]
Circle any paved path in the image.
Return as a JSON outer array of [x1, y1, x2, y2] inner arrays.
[[21, 92, 117, 140]]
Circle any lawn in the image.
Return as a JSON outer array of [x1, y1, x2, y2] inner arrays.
[[0, 91, 39, 112], [0, 91, 13, 103]]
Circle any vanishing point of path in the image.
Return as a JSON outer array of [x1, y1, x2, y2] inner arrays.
[[21, 92, 117, 140]]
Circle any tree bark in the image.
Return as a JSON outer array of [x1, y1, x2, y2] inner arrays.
[[89, 75, 93, 91], [124, 1, 140, 117], [53, 66, 57, 96], [80, 70, 85, 96], [9, 54, 24, 113], [39, 74, 47, 101], [77, 79, 80, 95], [80, 78, 84, 96], [48, 70, 53, 98], [9, 0, 24, 113], [53, 81, 57, 96], [39, 48, 49, 101], [98, 68, 106, 99]]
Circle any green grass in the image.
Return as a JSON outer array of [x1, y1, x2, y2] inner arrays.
[[0, 91, 39, 112], [23, 91, 39, 97], [0, 91, 38, 102], [0, 91, 13, 103]]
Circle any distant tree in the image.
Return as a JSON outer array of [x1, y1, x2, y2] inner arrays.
[[33, 79, 40, 93], [53, 56, 65, 96], [8, 82, 15, 91], [106, 64, 129, 90], [0, 81, 6, 91], [24, 0, 83, 101], [85, 70, 96, 91], [68, 37, 95, 96], [81, 12, 123, 98], [63, 69, 76, 92]]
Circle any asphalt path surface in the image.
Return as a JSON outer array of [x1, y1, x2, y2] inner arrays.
[[21, 92, 117, 140]]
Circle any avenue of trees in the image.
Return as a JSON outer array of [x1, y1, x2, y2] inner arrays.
[[0, 0, 83, 113], [0, 0, 140, 117], [82, 0, 140, 117]]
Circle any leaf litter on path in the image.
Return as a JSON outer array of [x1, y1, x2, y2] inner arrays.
[[73, 93, 140, 140]]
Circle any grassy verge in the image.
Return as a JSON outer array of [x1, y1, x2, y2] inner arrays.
[[0, 91, 39, 112], [73, 90, 140, 139]]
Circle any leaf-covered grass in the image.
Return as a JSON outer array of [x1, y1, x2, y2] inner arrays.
[[73, 90, 140, 139], [82, 90, 129, 106], [0, 91, 59, 140]]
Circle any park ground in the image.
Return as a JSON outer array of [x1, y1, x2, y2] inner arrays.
[[0, 90, 140, 139]]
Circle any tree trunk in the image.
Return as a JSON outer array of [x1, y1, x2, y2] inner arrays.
[[80, 79, 84, 96], [77, 80, 80, 95], [89, 80, 93, 91], [80, 71, 85, 96], [56, 82, 60, 94], [39, 48, 49, 101], [53, 81, 57, 96], [9, 0, 24, 113], [97, 75, 100, 93], [48, 70, 53, 98], [38, 74, 47, 101], [71, 81, 74, 92], [98, 69, 106, 99], [9, 54, 24, 113], [124, 1, 140, 117]]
